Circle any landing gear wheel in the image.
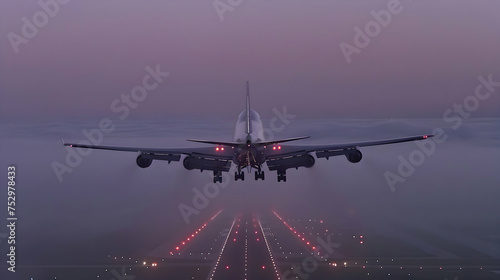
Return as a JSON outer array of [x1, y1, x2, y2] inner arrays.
[[235, 171, 245, 181], [277, 170, 286, 182], [213, 171, 222, 183], [255, 170, 265, 180]]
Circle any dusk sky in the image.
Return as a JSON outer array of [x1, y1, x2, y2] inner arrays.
[[1, 0, 500, 121]]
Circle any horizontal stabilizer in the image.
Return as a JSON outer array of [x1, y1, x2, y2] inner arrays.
[[186, 139, 243, 147], [255, 136, 310, 146]]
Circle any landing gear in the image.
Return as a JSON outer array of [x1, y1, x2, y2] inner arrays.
[[213, 171, 222, 183], [255, 170, 265, 180], [235, 170, 245, 181], [277, 170, 286, 182]]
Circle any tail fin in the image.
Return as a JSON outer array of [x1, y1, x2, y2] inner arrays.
[[245, 80, 251, 135]]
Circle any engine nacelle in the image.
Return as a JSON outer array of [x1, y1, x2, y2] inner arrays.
[[136, 155, 153, 168], [345, 149, 362, 163], [267, 154, 315, 171], [183, 156, 231, 172]]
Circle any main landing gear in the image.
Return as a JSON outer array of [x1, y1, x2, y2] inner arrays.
[[235, 169, 245, 181], [255, 169, 265, 180], [235, 167, 265, 181], [277, 170, 286, 182], [213, 171, 222, 183]]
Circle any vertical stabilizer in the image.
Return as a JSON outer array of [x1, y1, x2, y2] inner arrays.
[[245, 80, 251, 135]]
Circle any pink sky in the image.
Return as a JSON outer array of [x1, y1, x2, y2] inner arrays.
[[1, 0, 500, 121]]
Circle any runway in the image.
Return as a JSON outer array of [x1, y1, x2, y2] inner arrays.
[[15, 209, 500, 280]]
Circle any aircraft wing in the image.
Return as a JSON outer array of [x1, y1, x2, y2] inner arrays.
[[62, 140, 234, 171], [264, 134, 433, 171]]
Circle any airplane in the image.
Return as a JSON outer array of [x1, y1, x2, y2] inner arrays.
[[63, 81, 433, 183]]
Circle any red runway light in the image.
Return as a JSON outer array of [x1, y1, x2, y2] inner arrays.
[[216, 147, 219, 151], [175, 246, 179, 250], [226, 265, 229, 269], [262, 265, 266, 269]]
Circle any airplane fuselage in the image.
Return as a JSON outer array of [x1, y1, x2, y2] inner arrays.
[[232, 109, 266, 170]]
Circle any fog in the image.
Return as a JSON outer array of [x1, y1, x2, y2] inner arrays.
[[0, 117, 499, 265]]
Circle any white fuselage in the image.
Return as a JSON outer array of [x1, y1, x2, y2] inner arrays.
[[233, 109, 265, 143]]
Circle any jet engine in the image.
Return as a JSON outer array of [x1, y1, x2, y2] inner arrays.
[[267, 154, 315, 171], [183, 156, 231, 172], [345, 149, 362, 163], [136, 154, 153, 168]]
